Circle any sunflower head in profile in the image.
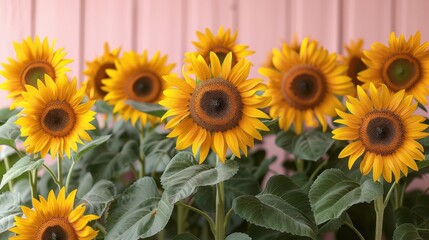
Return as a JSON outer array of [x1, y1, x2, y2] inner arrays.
[[83, 42, 121, 100], [184, 26, 253, 72], [358, 31, 429, 104], [333, 83, 428, 182], [10, 187, 99, 240], [160, 52, 270, 163], [0, 36, 72, 109], [342, 39, 367, 90], [103, 50, 175, 126], [16, 75, 96, 158], [259, 38, 354, 134]]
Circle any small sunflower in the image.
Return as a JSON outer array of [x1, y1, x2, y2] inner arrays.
[[262, 34, 304, 68], [83, 43, 121, 100], [342, 39, 367, 89], [259, 38, 354, 134], [10, 188, 99, 240], [16, 75, 95, 158], [184, 26, 253, 71], [0, 36, 72, 109], [160, 52, 270, 163], [332, 84, 428, 182], [358, 31, 429, 104], [103, 50, 175, 125]]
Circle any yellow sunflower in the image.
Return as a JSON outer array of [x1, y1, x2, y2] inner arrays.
[[16, 75, 95, 158], [160, 52, 270, 163], [0, 36, 72, 109], [262, 34, 304, 68], [83, 42, 121, 100], [342, 39, 367, 89], [259, 38, 354, 134], [103, 50, 175, 125], [10, 188, 99, 240], [184, 26, 253, 71], [332, 83, 428, 182], [358, 31, 429, 104]]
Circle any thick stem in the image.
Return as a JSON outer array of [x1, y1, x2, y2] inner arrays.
[[28, 171, 37, 199], [374, 195, 384, 240], [4, 155, 14, 190], [65, 161, 76, 193], [296, 158, 304, 172], [177, 201, 185, 234], [215, 179, 225, 240]]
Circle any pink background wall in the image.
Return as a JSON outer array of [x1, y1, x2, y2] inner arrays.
[[1, 0, 429, 187]]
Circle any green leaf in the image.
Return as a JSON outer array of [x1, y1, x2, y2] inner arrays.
[[0, 156, 44, 189], [94, 100, 113, 114], [161, 152, 238, 204], [317, 212, 347, 234], [78, 180, 116, 216], [0, 192, 21, 234], [309, 169, 383, 225], [75, 135, 111, 162], [142, 130, 176, 174], [173, 233, 200, 240], [226, 232, 252, 240], [276, 129, 334, 161], [105, 177, 174, 239], [393, 223, 422, 240], [0, 115, 20, 149], [233, 175, 317, 239], [126, 100, 167, 118], [0, 108, 20, 124]]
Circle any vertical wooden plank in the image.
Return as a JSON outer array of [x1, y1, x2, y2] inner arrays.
[[291, 0, 341, 52], [137, 0, 185, 71], [395, 0, 429, 40], [185, 0, 236, 59], [34, 0, 82, 81], [237, 0, 290, 78], [84, 0, 134, 79], [343, 0, 393, 49], [0, 0, 34, 107]]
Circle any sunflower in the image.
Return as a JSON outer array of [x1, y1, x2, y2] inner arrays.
[[83, 43, 121, 100], [342, 39, 367, 89], [259, 38, 354, 134], [103, 50, 175, 125], [332, 84, 428, 182], [184, 26, 253, 72], [16, 75, 95, 158], [10, 188, 99, 240], [0, 36, 72, 109], [262, 35, 302, 69], [160, 52, 270, 163], [358, 31, 429, 104]]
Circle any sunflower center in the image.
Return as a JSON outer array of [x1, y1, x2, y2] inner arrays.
[[37, 217, 78, 240], [22, 61, 56, 87], [359, 110, 405, 155], [383, 54, 420, 91], [189, 78, 242, 132], [348, 57, 367, 85], [127, 73, 161, 103], [281, 65, 326, 110], [94, 62, 115, 97], [40, 101, 76, 137]]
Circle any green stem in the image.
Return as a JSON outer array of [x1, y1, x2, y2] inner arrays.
[[344, 221, 366, 240], [43, 163, 61, 186], [65, 161, 76, 193], [177, 201, 185, 234], [94, 222, 107, 235], [4, 155, 14, 190], [157, 229, 165, 240], [138, 127, 145, 178], [309, 160, 328, 181], [175, 202, 215, 235], [374, 195, 384, 240], [28, 171, 37, 199], [384, 183, 396, 208], [215, 178, 225, 240], [57, 156, 63, 188], [296, 158, 304, 172], [224, 208, 234, 231]]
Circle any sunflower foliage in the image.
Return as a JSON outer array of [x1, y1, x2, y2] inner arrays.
[[1, 31, 429, 240]]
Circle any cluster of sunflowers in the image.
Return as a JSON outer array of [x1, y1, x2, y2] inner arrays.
[[0, 27, 429, 240]]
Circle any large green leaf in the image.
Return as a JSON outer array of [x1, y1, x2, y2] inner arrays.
[[78, 180, 116, 216], [126, 100, 167, 118], [105, 177, 174, 240], [309, 169, 383, 225], [142, 130, 176, 174], [0, 115, 20, 149], [0, 192, 21, 235], [0, 108, 20, 124], [161, 152, 238, 204], [393, 223, 422, 240], [233, 175, 317, 239], [276, 129, 334, 161], [225, 232, 252, 240], [0, 156, 44, 189], [74, 135, 111, 162]]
